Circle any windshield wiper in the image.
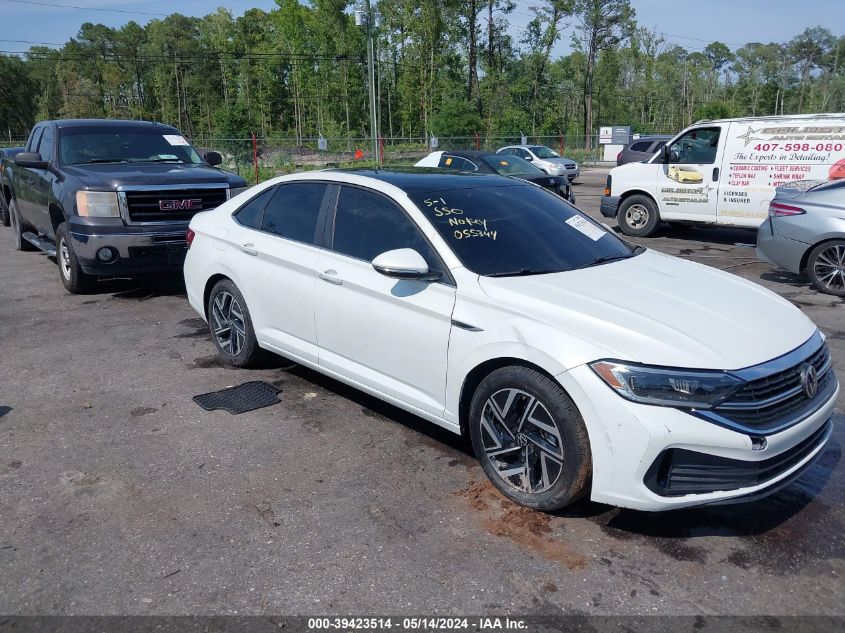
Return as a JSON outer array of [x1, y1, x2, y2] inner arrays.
[[574, 253, 635, 270], [71, 159, 129, 165], [135, 158, 188, 163], [484, 268, 558, 278]]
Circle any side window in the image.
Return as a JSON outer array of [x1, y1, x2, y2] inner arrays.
[[652, 141, 667, 152], [38, 127, 54, 162], [29, 127, 43, 153], [332, 186, 441, 271], [262, 182, 328, 245], [233, 187, 275, 229], [518, 148, 532, 160], [629, 141, 651, 152], [669, 127, 721, 165]]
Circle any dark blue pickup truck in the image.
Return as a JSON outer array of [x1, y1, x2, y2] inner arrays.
[[1, 119, 247, 293]]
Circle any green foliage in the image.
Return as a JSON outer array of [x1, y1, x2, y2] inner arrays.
[[0, 9, 843, 145]]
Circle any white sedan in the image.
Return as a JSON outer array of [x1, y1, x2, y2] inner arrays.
[[183, 169, 837, 512]]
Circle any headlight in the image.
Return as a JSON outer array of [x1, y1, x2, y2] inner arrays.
[[590, 360, 743, 408], [76, 191, 120, 217], [228, 186, 251, 199]]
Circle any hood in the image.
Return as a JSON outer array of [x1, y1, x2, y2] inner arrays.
[[62, 162, 244, 190], [543, 157, 576, 165], [478, 249, 816, 370]]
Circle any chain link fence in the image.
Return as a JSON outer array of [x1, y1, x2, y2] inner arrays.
[[191, 134, 610, 184]]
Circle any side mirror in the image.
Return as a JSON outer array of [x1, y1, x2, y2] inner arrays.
[[523, 155, 533, 161], [372, 248, 439, 281], [15, 152, 48, 169], [204, 151, 223, 167]]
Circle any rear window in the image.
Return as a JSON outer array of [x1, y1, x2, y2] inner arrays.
[[629, 141, 652, 152]]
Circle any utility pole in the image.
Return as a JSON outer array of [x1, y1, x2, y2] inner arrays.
[[357, 2, 381, 167]]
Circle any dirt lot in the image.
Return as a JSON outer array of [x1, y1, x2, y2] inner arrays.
[[0, 167, 842, 617]]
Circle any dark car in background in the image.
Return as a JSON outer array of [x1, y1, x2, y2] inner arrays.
[[616, 135, 672, 166], [415, 150, 575, 203], [0, 147, 26, 226], [757, 179, 845, 297], [3, 119, 247, 293]]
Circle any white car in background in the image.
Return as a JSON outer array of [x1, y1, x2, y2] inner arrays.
[[183, 168, 837, 512], [497, 144, 580, 181]]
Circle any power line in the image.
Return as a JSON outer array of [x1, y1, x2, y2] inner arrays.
[[0, 0, 168, 16]]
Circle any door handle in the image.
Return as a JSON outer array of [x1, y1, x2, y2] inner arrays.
[[319, 269, 343, 285], [239, 243, 258, 256], [712, 167, 720, 181]]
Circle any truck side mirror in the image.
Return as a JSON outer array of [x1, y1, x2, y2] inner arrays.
[[14, 152, 48, 170], [204, 151, 223, 167]]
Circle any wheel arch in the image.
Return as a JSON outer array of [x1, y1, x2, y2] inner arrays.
[[49, 202, 65, 235], [458, 357, 566, 439], [618, 188, 659, 215], [800, 236, 844, 273], [203, 273, 232, 318]]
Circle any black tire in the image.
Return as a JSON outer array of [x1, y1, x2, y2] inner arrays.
[[9, 199, 36, 251], [206, 279, 266, 368], [56, 223, 96, 294], [806, 239, 845, 297], [468, 366, 592, 511], [618, 194, 660, 237]]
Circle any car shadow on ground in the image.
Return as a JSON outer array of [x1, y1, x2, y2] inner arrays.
[[277, 362, 474, 458], [103, 275, 187, 299]]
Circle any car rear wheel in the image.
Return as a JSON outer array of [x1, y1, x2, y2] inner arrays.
[[207, 279, 266, 367], [618, 194, 659, 237], [9, 200, 36, 251], [56, 223, 96, 293], [807, 240, 845, 297], [468, 366, 592, 511]]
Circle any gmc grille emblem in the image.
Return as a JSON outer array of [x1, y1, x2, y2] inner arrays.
[[159, 198, 203, 211]]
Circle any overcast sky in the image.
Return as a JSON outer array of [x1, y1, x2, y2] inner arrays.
[[0, 0, 842, 56]]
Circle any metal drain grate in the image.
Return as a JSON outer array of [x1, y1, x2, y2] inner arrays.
[[193, 381, 282, 414]]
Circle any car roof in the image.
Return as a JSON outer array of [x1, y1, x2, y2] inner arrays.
[[440, 150, 498, 158], [327, 167, 526, 193], [631, 135, 672, 141], [46, 119, 180, 131]]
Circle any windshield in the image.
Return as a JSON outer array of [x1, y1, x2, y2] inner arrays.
[[412, 185, 638, 276], [481, 155, 543, 176], [529, 146, 559, 159], [58, 126, 204, 165]]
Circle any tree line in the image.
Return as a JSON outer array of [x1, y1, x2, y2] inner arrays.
[[0, 0, 843, 149]]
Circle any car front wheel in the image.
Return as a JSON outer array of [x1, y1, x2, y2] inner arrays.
[[207, 279, 266, 367], [468, 366, 592, 511], [807, 239, 845, 297], [56, 223, 95, 293], [618, 194, 659, 237]]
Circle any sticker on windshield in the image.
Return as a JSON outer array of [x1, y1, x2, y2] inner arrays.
[[163, 134, 189, 146], [565, 215, 606, 241]]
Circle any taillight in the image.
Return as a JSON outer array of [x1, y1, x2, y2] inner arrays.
[[186, 228, 195, 247], [768, 202, 805, 217], [616, 151, 622, 161]]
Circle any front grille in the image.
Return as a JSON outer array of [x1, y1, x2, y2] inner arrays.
[[711, 342, 835, 432], [644, 419, 831, 496], [124, 188, 228, 223], [564, 163, 576, 169]]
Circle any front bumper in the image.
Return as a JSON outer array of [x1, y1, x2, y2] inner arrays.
[[556, 364, 838, 511], [68, 217, 189, 276], [600, 195, 620, 218], [756, 218, 809, 274]]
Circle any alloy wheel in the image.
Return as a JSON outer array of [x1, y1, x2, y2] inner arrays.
[[479, 388, 564, 494], [59, 239, 71, 279], [813, 244, 845, 293], [211, 291, 246, 356], [625, 204, 649, 230]]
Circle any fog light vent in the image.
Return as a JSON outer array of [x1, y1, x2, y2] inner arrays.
[[751, 436, 767, 452]]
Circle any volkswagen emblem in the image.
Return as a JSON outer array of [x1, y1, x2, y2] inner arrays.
[[800, 363, 818, 399], [516, 433, 529, 447]]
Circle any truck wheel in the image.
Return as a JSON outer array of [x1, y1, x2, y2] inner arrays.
[[468, 366, 592, 511], [207, 279, 266, 367], [9, 200, 36, 251], [56, 223, 96, 294], [618, 195, 660, 237], [807, 240, 845, 297]]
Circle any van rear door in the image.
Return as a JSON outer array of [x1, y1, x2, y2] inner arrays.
[[655, 125, 725, 223]]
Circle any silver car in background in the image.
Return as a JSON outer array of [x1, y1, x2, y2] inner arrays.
[[757, 179, 845, 297], [497, 145, 579, 182]]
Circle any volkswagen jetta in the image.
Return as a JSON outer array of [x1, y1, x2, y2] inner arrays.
[[183, 169, 838, 511]]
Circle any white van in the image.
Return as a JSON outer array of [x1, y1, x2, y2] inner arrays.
[[600, 113, 845, 236]]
